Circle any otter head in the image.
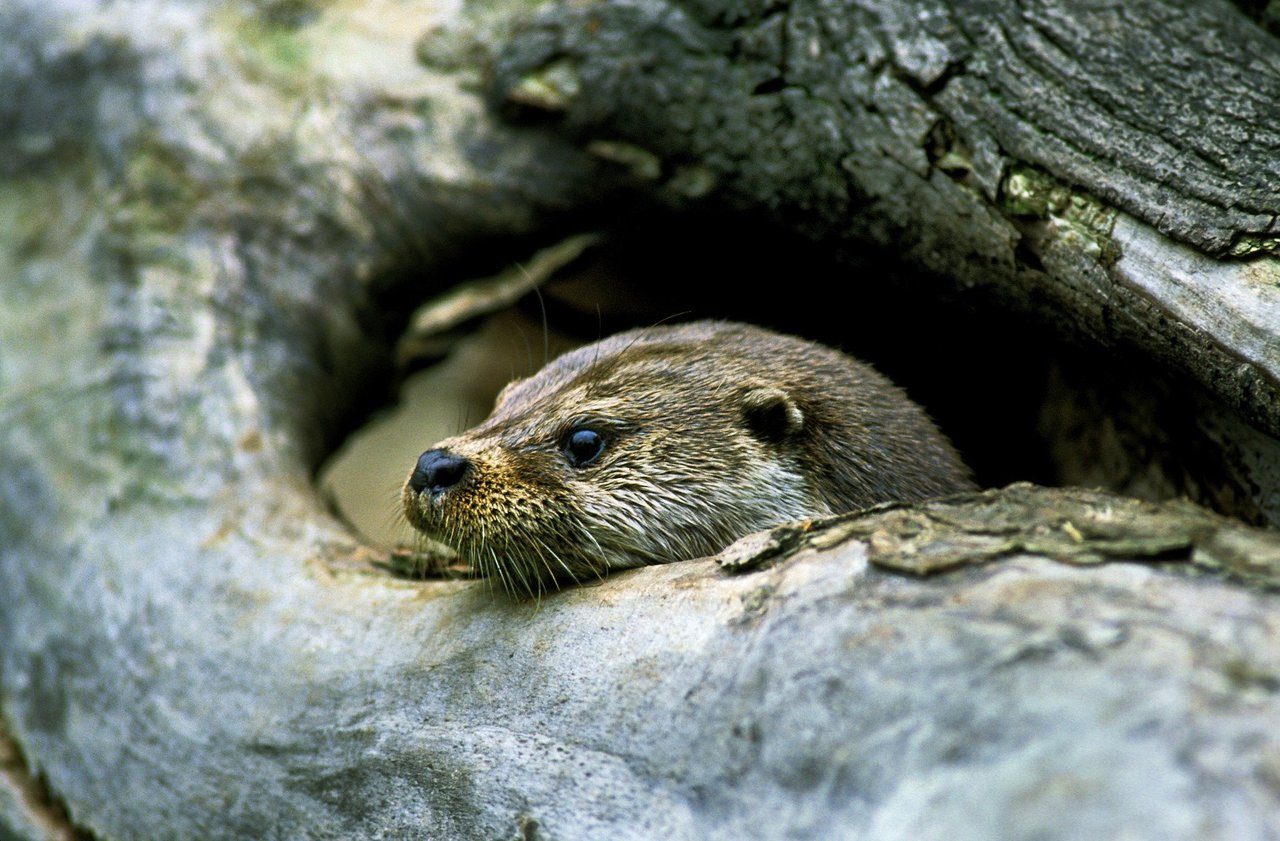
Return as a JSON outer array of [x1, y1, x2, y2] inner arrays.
[[400, 322, 833, 596], [402, 320, 976, 595]]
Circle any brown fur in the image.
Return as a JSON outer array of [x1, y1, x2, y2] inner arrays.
[[402, 321, 975, 595]]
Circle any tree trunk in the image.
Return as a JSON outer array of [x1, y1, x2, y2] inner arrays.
[[2, 1, 1278, 839]]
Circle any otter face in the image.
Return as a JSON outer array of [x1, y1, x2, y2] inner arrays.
[[401, 320, 976, 596], [400, 324, 828, 596]]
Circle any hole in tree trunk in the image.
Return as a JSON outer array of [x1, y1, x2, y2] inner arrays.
[[317, 208, 1278, 550]]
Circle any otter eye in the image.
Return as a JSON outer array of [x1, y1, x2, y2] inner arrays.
[[562, 428, 605, 468]]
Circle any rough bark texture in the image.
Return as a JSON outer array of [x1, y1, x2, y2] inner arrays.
[[2, 1, 1279, 840], [488, 0, 1280, 522]]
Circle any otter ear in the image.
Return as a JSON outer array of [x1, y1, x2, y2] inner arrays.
[[740, 387, 804, 442]]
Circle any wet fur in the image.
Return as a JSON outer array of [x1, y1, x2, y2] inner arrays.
[[402, 321, 975, 595]]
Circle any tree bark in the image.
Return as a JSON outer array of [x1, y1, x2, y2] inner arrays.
[[489, 0, 1280, 519], [2, 1, 1279, 839]]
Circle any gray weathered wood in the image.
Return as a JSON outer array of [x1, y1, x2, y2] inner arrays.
[[3, 1, 1280, 839]]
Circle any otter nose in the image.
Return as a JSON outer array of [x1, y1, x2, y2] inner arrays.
[[409, 449, 471, 495]]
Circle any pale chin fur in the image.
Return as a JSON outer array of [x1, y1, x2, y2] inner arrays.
[[573, 460, 823, 567]]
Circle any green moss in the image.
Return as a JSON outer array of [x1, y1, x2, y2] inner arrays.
[[257, 27, 311, 71], [1063, 192, 1116, 238], [118, 142, 202, 235], [216, 4, 315, 84], [1227, 234, 1280, 258], [1000, 167, 1071, 219], [586, 141, 662, 180], [506, 57, 582, 112], [0, 176, 72, 263], [1000, 165, 1118, 256]]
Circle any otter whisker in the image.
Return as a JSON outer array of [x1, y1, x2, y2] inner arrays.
[[572, 526, 613, 581], [396, 321, 975, 597], [488, 544, 513, 597], [526, 538, 559, 586], [504, 538, 537, 599], [533, 534, 576, 584]]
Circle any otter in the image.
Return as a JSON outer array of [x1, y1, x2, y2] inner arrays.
[[402, 320, 975, 595]]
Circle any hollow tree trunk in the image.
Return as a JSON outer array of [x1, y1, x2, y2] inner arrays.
[[1, 1, 1278, 840]]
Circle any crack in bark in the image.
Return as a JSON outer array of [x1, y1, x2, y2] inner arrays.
[[720, 483, 1280, 586]]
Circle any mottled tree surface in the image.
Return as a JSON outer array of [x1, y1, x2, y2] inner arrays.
[[2, 1, 1279, 840]]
